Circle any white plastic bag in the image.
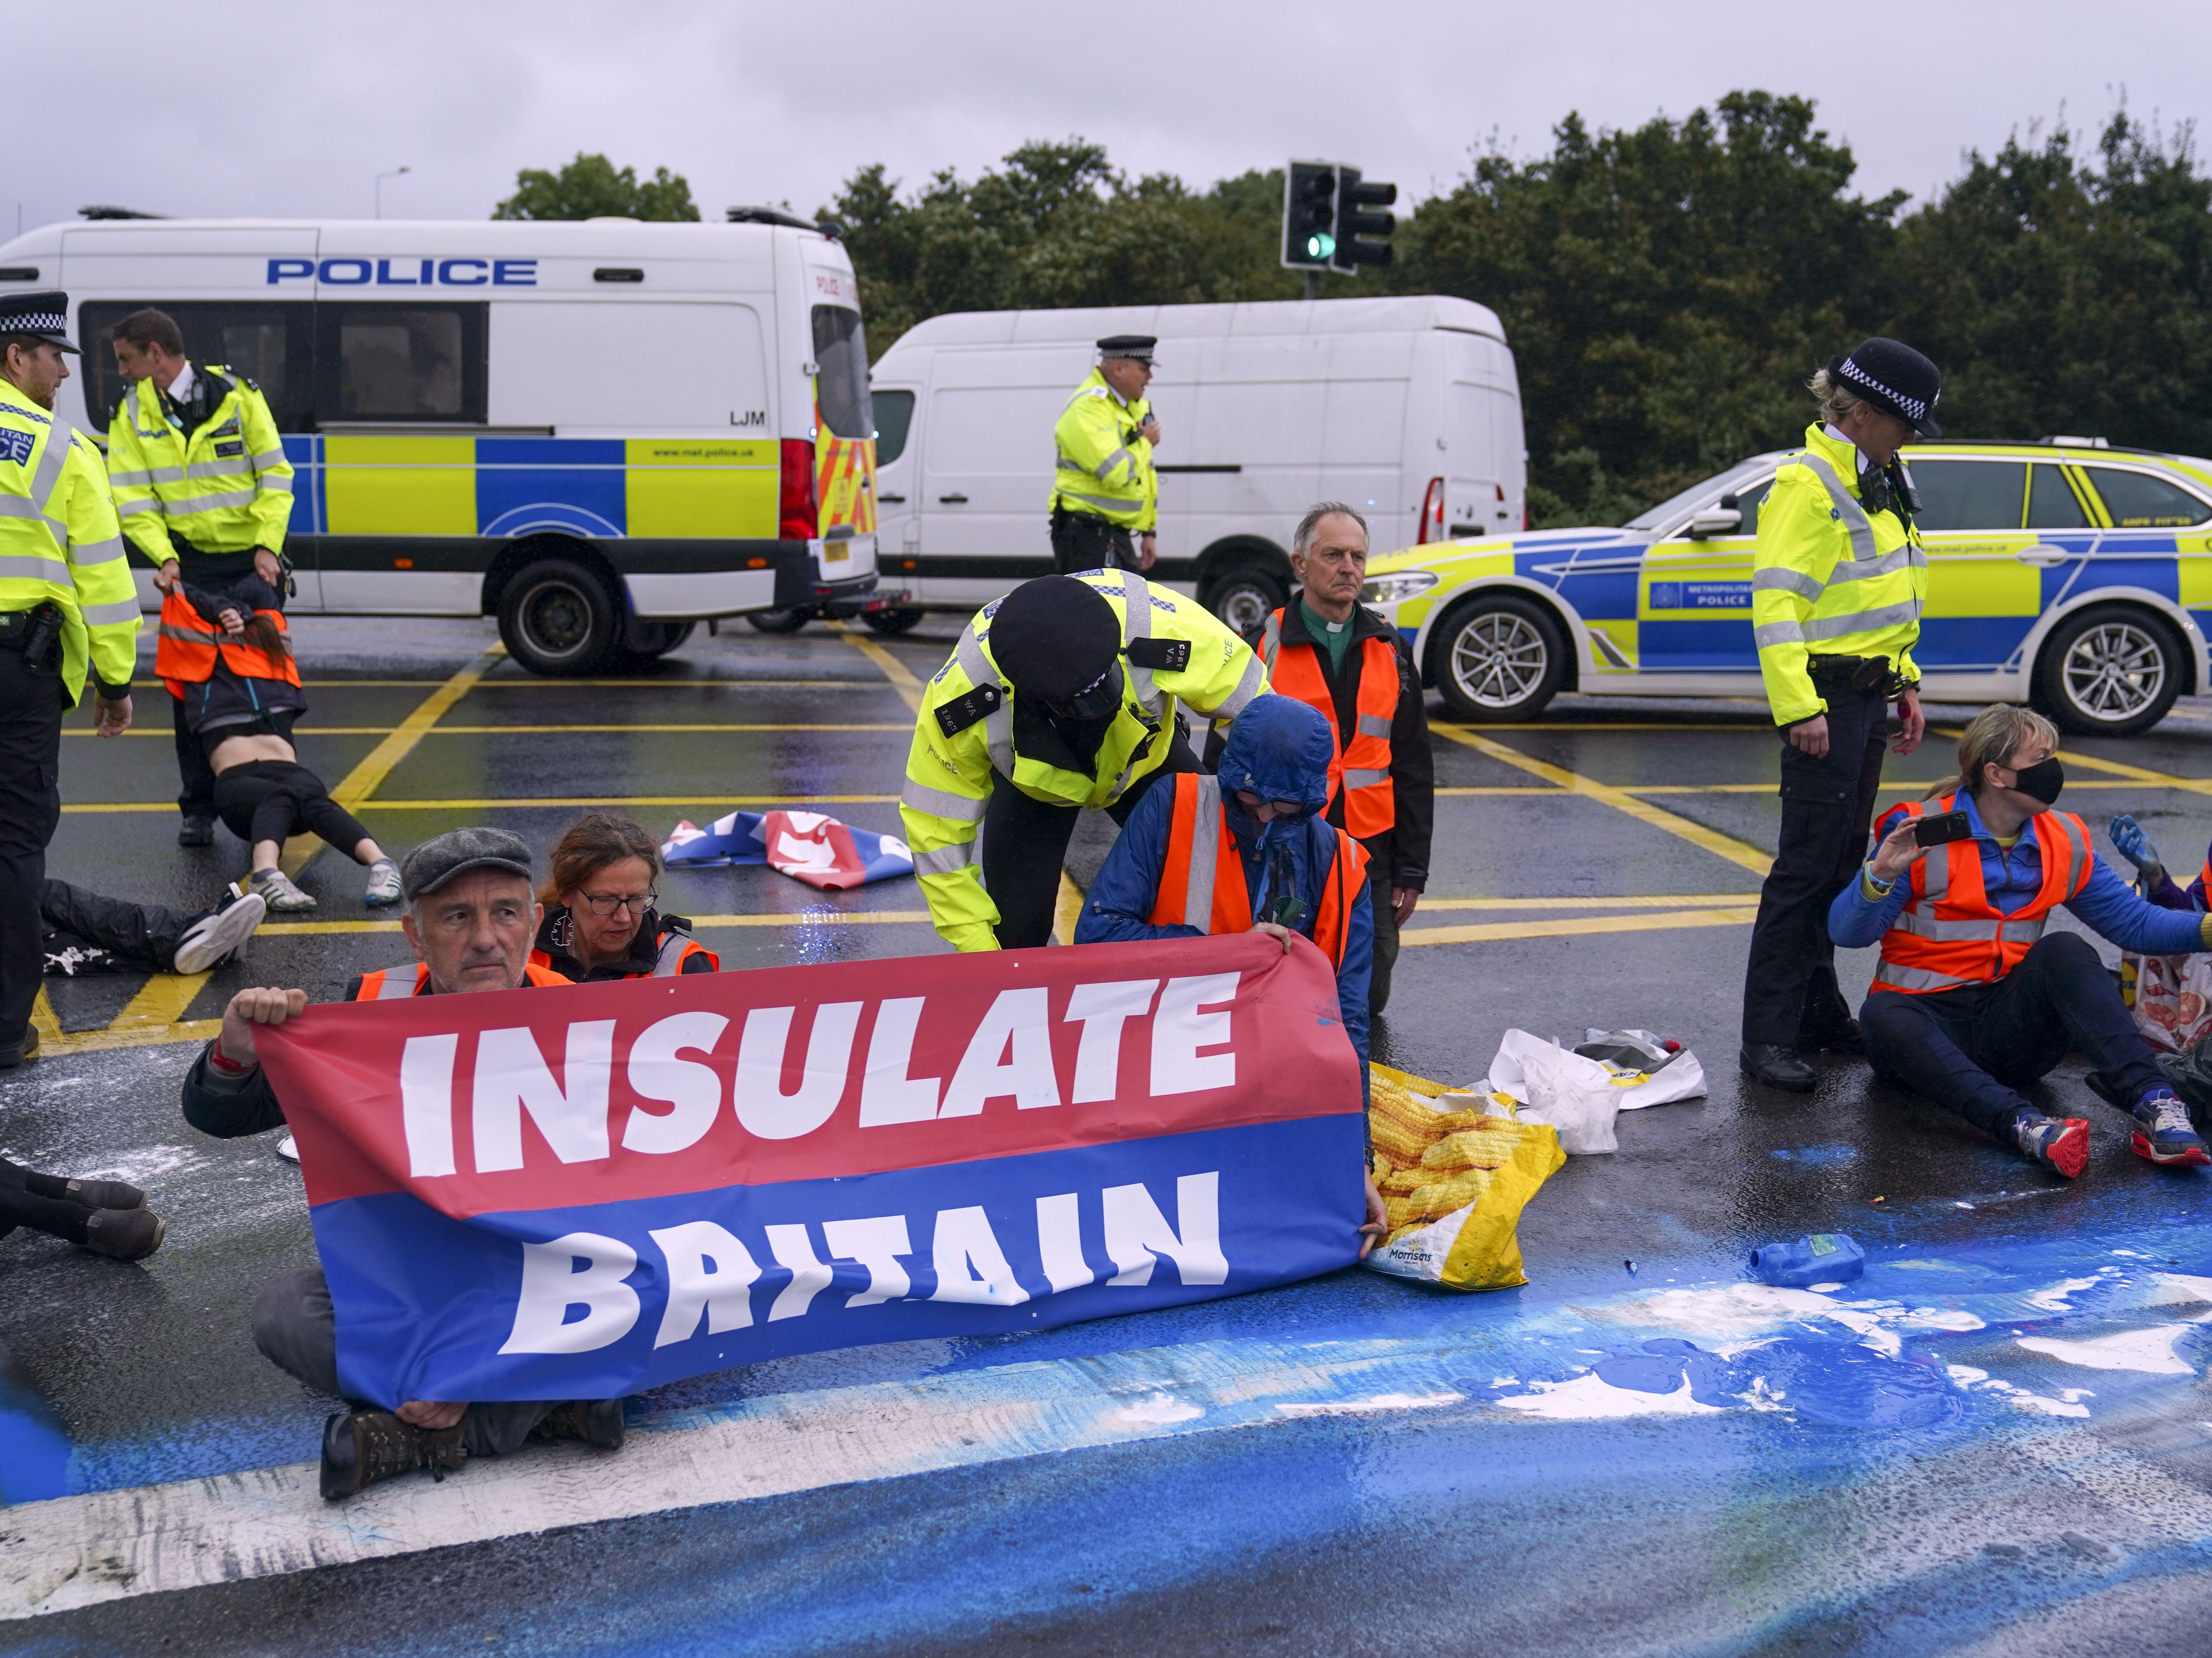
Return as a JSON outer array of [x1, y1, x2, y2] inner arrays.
[[1488, 1027, 1708, 1113], [1514, 1040, 1622, 1155]]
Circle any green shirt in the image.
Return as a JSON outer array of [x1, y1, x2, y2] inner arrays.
[[1299, 598, 1355, 675]]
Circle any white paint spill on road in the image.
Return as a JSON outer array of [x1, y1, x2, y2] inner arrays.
[[2018, 1326, 2197, 1375], [1492, 1373, 1726, 1420]]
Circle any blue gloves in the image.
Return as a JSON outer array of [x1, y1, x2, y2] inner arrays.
[[2109, 814, 2164, 875]]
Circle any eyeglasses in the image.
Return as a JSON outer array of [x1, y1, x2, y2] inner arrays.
[[577, 890, 657, 917], [1236, 791, 1311, 821]]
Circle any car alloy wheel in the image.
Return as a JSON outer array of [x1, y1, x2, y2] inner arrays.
[[1451, 611, 1550, 710], [2061, 619, 2166, 723]]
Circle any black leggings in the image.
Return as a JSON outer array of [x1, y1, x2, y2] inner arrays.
[[0, 1158, 91, 1245], [212, 760, 371, 856]]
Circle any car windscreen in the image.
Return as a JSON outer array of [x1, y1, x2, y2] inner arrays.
[[812, 305, 874, 442], [1623, 460, 1770, 531]]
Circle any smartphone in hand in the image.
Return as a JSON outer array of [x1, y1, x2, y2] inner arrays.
[[1913, 809, 1972, 848]]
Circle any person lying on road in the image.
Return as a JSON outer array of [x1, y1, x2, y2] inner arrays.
[[40, 877, 265, 978], [529, 811, 717, 980], [177, 827, 622, 1500], [0, 1159, 164, 1261], [1833, 704, 2212, 1178]]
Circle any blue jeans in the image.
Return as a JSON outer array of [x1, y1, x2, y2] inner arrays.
[[1860, 932, 2165, 1138]]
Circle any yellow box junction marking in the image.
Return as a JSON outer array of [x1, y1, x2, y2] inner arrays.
[[830, 621, 926, 714]]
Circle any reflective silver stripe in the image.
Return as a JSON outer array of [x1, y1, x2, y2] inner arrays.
[[1793, 451, 1878, 568], [116, 497, 161, 517], [1343, 767, 1390, 790], [159, 623, 209, 645], [372, 965, 423, 1000], [913, 843, 973, 876], [1752, 567, 1824, 601], [1258, 611, 1281, 671], [1873, 959, 1976, 992], [1057, 489, 1141, 518], [952, 624, 1015, 778], [1802, 601, 1922, 643], [141, 464, 187, 483], [1208, 654, 1267, 721], [1753, 620, 1805, 649], [70, 534, 126, 567], [1095, 446, 1134, 482], [0, 551, 70, 583], [184, 456, 252, 480], [0, 497, 68, 545], [79, 598, 143, 626], [1922, 832, 1951, 901], [250, 447, 286, 468], [1997, 915, 2048, 948], [164, 487, 257, 514], [1057, 456, 1090, 474], [1105, 570, 1165, 716], [27, 413, 75, 512], [256, 474, 294, 494], [651, 932, 692, 977], [1892, 910, 2008, 942], [1829, 543, 1925, 584], [1181, 775, 1223, 928], [1354, 712, 1393, 739], [108, 468, 155, 487], [2054, 814, 2091, 896], [901, 778, 987, 822]]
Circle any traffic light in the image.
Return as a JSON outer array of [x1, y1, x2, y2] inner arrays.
[[1281, 162, 1338, 270], [1331, 169, 1397, 272]]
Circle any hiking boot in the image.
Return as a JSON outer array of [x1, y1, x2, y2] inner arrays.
[[248, 868, 316, 913], [1741, 1043, 1816, 1093], [61, 1177, 144, 1210], [527, 1399, 625, 1451], [82, 1207, 166, 1261], [2130, 1090, 2211, 1167], [363, 858, 402, 908], [172, 892, 268, 974], [320, 1409, 467, 1501], [0, 1024, 38, 1070], [177, 815, 215, 848], [2013, 1113, 2090, 1179]]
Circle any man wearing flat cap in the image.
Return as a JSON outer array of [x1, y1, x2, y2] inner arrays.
[[1048, 335, 1162, 575], [901, 572, 1270, 952], [1741, 337, 1939, 1093], [178, 827, 620, 1501], [0, 291, 141, 1070]]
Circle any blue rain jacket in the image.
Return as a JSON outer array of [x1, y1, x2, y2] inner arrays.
[[1076, 696, 1372, 1066]]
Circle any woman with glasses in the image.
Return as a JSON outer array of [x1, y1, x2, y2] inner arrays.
[[529, 812, 719, 981]]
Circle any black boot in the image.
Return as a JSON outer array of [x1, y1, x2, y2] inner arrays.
[[0, 1025, 39, 1070], [527, 1399, 626, 1451], [60, 1177, 144, 1211], [1741, 1043, 1816, 1093], [82, 1207, 165, 1260], [178, 816, 216, 848], [320, 1409, 467, 1501]]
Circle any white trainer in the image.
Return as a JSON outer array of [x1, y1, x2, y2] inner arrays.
[[172, 892, 269, 974]]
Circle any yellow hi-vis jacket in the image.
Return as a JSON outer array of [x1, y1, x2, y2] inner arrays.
[[1752, 423, 1926, 727], [106, 367, 294, 564], [1047, 368, 1156, 532], [0, 378, 141, 701], [900, 570, 1270, 952]]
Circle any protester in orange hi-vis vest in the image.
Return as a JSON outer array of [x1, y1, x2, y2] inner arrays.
[[1830, 705, 2212, 1179], [526, 812, 718, 982], [1216, 502, 1432, 1015], [1078, 695, 1388, 1258], [177, 827, 623, 1503]]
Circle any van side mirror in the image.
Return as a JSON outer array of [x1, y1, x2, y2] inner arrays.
[[1687, 506, 1742, 541]]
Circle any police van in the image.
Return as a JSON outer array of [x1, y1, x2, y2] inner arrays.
[[0, 213, 879, 673], [1363, 439, 2212, 734], [863, 296, 1526, 634]]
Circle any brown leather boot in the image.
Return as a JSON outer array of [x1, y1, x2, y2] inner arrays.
[[320, 1410, 467, 1501], [527, 1399, 625, 1451]]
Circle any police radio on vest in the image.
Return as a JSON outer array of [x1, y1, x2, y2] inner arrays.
[[266, 258, 538, 286]]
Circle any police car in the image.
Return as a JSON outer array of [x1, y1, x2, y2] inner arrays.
[[1363, 439, 2212, 735]]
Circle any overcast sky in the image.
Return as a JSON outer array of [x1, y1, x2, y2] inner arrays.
[[18, 0, 2210, 241]]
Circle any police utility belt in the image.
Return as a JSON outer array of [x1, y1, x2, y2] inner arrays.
[[1807, 653, 1911, 697], [0, 604, 65, 675]]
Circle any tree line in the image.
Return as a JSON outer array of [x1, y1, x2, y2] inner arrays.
[[503, 91, 2212, 526]]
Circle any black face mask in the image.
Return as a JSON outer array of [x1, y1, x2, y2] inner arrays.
[[2010, 756, 2065, 805], [1041, 662, 1124, 723]]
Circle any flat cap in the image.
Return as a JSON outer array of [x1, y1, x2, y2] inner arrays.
[[400, 826, 534, 902], [1096, 334, 1156, 362], [0, 291, 79, 354]]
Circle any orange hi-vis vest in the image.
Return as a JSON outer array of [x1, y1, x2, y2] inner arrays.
[[528, 925, 719, 980], [155, 586, 301, 689], [1870, 793, 2095, 996], [1146, 772, 1370, 968], [1258, 608, 1397, 838], [354, 962, 573, 1000]]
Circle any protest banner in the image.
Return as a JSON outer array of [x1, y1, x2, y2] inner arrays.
[[259, 933, 1365, 1407]]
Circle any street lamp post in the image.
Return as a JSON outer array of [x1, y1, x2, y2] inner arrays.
[[375, 167, 411, 219]]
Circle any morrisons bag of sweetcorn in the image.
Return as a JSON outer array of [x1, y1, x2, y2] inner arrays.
[[1362, 1064, 1565, 1291]]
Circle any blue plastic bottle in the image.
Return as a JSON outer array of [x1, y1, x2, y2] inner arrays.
[[1749, 1232, 1866, 1288]]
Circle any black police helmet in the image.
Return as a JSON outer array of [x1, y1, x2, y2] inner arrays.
[[987, 577, 1121, 700], [1827, 338, 1942, 437]]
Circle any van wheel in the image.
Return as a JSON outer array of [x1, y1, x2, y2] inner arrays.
[[863, 608, 924, 636], [1433, 594, 1567, 722], [2033, 604, 2183, 735], [1207, 565, 1287, 635], [621, 620, 695, 661], [499, 559, 622, 676], [746, 608, 811, 635]]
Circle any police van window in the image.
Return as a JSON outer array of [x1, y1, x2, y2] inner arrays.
[[320, 304, 487, 423], [79, 302, 314, 431], [2026, 464, 2089, 530], [1906, 460, 2027, 531], [2086, 468, 2212, 528], [872, 388, 915, 464], [811, 306, 874, 441]]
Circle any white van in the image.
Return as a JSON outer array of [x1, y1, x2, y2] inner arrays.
[[0, 213, 880, 673], [863, 296, 1525, 633]]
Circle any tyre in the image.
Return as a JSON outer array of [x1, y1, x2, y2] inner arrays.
[[1432, 593, 1568, 722], [621, 620, 695, 659], [2033, 604, 2184, 736], [745, 608, 811, 635], [1205, 564, 1288, 636], [862, 607, 925, 636], [497, 559, 622, 676]]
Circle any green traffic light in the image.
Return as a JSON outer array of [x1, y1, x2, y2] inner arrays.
[[1306, 232, 1335, 260]]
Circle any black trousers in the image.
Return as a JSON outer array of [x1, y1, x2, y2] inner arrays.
[[41, 878, 201, 976], [172, 693, 217, 819], [0, 1157, 92, 1245], [1049, 509, 1137, 575], [1741, 681, 1890, 1045], [213, 759, 371, 855], [1861, 933, 2165, 1137], [0, 648, 64, 1047], [982, 739, 1202, 949]]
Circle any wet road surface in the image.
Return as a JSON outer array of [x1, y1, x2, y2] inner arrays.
[[6, 614, 2212, 1655]]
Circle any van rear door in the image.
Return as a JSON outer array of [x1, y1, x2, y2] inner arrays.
[[804, 267, 879, 593], [1442, 330, 1517, 537]]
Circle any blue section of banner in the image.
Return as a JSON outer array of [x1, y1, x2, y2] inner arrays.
[[314, 1115, 1363, 1406]]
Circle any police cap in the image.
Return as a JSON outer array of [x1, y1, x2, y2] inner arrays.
[[1827, 338, 1941, 437], [987, 576, 1121, 700], [0, 291, 80, 354], [1096, 335, 1157, 365]]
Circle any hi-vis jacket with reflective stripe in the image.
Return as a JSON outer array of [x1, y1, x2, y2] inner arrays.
[[352, 961, 574, 1000], [1148, 772, 1370, 970], [900, 570, 1270, 953], [1752, 424, 1926, 727], [1870, 793, 2093, 995], [528, 914, 719, 981], [0, 377, 141, 701], [1258, 607, 1400, 839], [155, 587, 300, 688], [1047, 368, 1156, 531], [107, 367, 293, 563]]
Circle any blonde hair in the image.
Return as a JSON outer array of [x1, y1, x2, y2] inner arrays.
[[1807, 366, 1866, 428], [1925, 704, 2059, 800]]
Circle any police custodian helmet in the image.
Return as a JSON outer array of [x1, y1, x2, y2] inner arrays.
[[0, 291, 80, 354]]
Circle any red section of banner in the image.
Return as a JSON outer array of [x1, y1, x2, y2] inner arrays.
[[260, 933, 1359, 1221]]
